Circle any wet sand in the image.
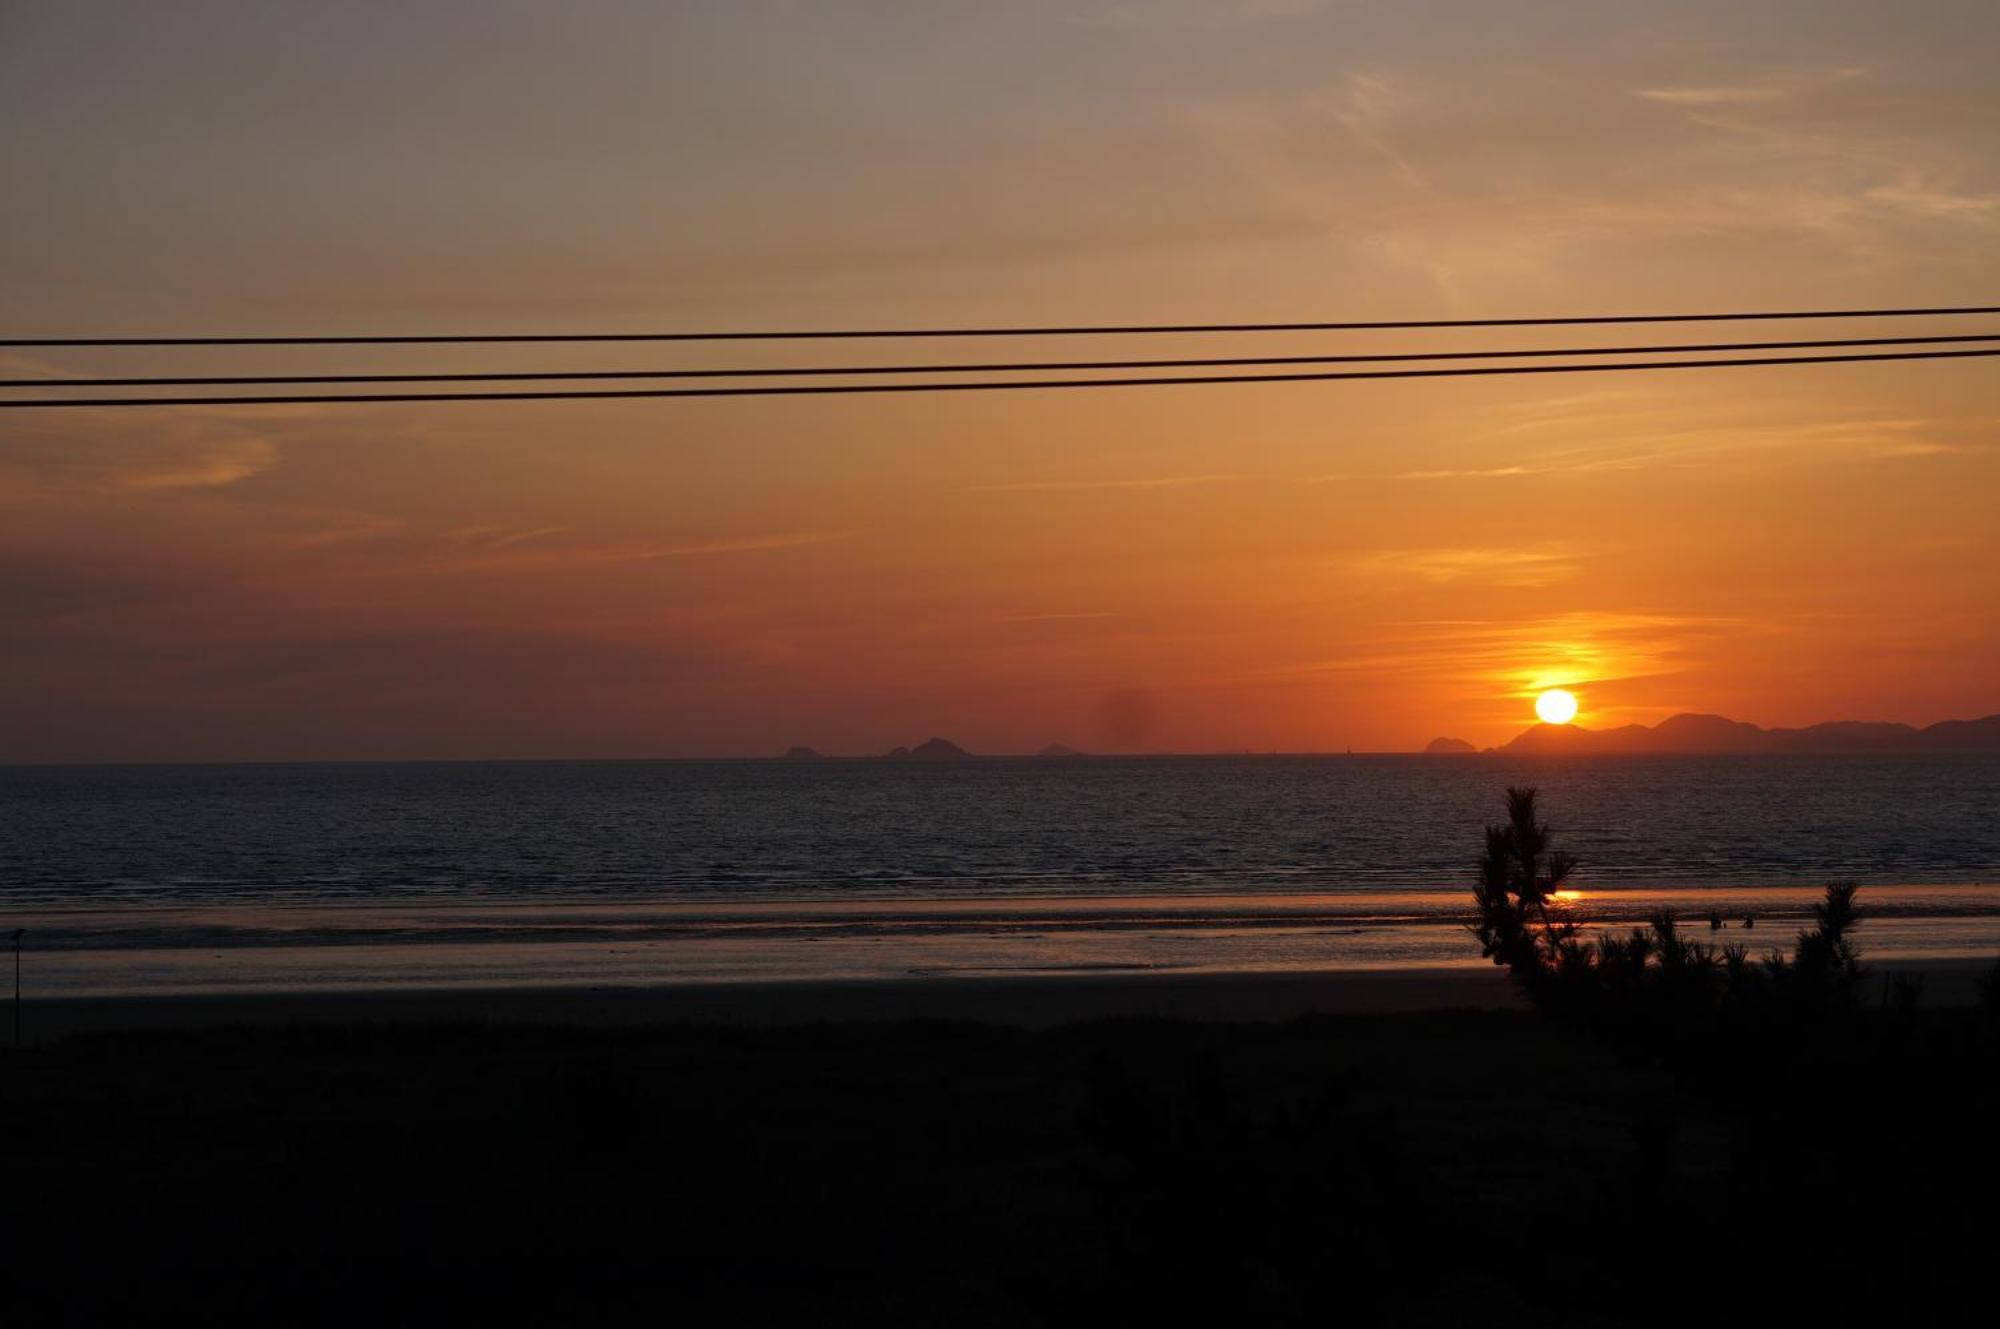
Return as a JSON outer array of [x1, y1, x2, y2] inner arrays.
[[11, 883, 1999, 1018], [6, 986, 1997, 1325], [19, 956, 1996, 1042], [19, 966, 1517, 1039]]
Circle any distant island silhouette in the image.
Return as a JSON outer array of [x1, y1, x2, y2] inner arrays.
[[781, 715, 2000, 760], [883, 737, 973, 760], [1489, 710, 2000, 755]]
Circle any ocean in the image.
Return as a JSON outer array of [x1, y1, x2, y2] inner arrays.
[[5, 754, 1998, 996]]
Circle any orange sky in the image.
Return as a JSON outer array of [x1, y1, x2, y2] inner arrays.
[[3, 2, 1997, 760]]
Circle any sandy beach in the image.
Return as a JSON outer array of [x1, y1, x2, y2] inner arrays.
[[21, 955, 2000, 1043], [11, 883, 1998, 1023], [16, 966, 1515, 1039], [7, 878, 1996, 1326], [5, 988, 1995, 1326]]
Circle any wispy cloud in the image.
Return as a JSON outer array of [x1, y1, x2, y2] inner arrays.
[[1635, 85, 1791, 107], [1305, 465, 1535, 483], [1626, 66, 1999, 249], [1345, 544, 1588, 587], [427, 528, 868, 573], [1257, 610, 1746, 700], [0, 417, 281, 496], [1074, 0, 1327, 30], [969, 474, 1237, 494], [1329, 402, 1995, 484], [1514, 415, 1986, 473], [1862, 175, 2000, 223], [996, 611, 1121, 624], [446, 524, 569, 551], [113, 438, 277, 491], [1313, 72, 1428, 188], [273, 516, 409, 549], [638, 531, 866, 558], [1187, 55, 1997, 300]]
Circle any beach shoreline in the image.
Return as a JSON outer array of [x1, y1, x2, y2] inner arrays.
[[18, 966, 1519, 1039], [8, 882, 1998, 1014], [18, 955, 1995, 1041]]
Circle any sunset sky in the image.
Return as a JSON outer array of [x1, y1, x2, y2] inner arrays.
[[3, 0, 1997, 760]]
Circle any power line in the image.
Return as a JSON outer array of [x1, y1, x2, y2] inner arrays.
[[8, 332, 1996, 389], [6, 304, 1999, 348], [5, 347, 1995, 409]]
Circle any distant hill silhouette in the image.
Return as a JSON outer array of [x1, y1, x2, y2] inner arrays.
[[882, 737, 973, 760], [1036, 743, 1085, 758], [781, 746, 825, 761], [1423, 737, 1478, 754], [1496, 711, 2000, 755]]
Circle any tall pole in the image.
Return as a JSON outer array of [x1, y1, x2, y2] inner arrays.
[[12, 929, 21, 1049]]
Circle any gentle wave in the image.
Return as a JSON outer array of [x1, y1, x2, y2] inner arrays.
[[10, 885, 2000, 999], [4, 754, 1997, 908]]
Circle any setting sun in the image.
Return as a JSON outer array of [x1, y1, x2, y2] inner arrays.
[[1535, 689, 1580, 725]]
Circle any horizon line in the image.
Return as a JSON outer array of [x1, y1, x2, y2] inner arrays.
[[6, 708, 1995, 769]]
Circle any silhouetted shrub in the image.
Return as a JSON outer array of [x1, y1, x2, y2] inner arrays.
[[1469, 786, 1580, 1005], [1470, 787, 1873, 1050], [1464, 787, 2000, 1325]]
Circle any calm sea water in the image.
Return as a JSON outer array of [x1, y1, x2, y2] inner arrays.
[[5, 754, 1997, 908]]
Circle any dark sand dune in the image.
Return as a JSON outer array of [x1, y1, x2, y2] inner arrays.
[[4, 996, 1996, 1326]]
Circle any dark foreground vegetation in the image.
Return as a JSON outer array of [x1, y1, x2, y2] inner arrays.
[[0, 788, 1993, 1326], [0, 992, 1995, 1327], [1470, 786, 2000, 1328]]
